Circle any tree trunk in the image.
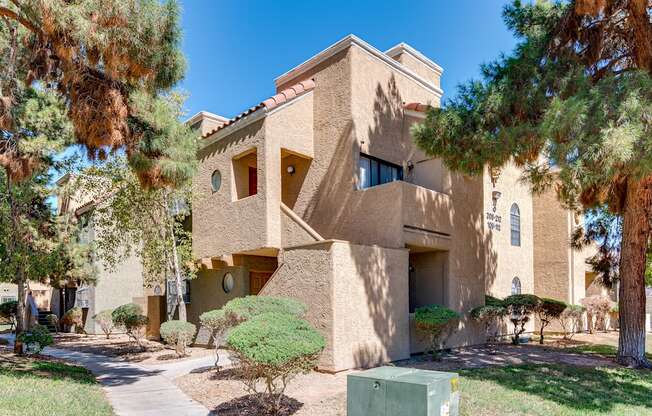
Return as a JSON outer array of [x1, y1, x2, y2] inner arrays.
[[164, 191, 187, 322], [15, 275, 26, 334], [617, 177, 652, 368]]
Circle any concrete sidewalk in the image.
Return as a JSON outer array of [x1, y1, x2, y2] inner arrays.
[[41, 346, 212, 416]]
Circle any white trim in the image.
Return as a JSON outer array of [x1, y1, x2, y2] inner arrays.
[[201, 91, 314, 149], [185, 111, 229, 126], [273, 34, 443, 97], [404, 109, 428, 119], [385, 42, 444, 75]]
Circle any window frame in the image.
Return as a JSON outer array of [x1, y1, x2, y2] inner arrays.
[[358, 153, 403, 190], [511, 277, 522, 295], [510, 203, 521, 247]]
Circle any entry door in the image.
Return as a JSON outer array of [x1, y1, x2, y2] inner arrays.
[[250, 272, 272, 295], [248, 166, 257, 196]]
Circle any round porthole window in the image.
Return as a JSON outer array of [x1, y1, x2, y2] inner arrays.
[[222, 272, 235, 293], [211, 170, 222, 192]]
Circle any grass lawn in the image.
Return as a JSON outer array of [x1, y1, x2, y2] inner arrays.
[[567, 343, 652, 360], [459, 364, 652, 416], [0, 354, 114, 416]]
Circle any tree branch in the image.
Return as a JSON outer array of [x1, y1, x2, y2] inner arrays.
[[0, 6, 39, 35]]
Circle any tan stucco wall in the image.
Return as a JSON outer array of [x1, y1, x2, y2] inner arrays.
[[389, 51, 441, 89], [260, 242, 336, 368], [189, 38, 583, 361], [533, 188, 590, 306], [84, 249, 146, 335], [194, 120, 270, 259], [261, 240, 409, 372], [484, 162, 534, 299], [186, 266, 249, 339]]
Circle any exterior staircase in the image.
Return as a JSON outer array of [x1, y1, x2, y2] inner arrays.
[[37, 310, 58, 333]]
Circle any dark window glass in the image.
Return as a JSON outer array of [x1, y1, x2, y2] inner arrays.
[[358, 154, 403, 189]]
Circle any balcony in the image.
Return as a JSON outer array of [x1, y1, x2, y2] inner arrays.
[[352, 180, 452, 250]]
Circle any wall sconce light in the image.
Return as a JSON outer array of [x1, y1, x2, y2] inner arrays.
[[491, 190, 502, 212], [407, 161, 414, 172], [286, 165, 296, 175]]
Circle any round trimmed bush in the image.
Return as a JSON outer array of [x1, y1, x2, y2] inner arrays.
[[504, 294, 542, 344], [227, 312, 325, 366], [226, 312, 325, 413], [17, 324, 53, 354], [223, 296, 307, 324], [200, 309, 227, 333], [93, 309, 115, 339], [112, 303, 148, 349], [414, 304, 460, 358], [61, 307, 84, 333], [535, 298, 568, 344], [160, 320, 197, 357]]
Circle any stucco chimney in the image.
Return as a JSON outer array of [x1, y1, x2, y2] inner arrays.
[[385, 43, 443, 89], [186, 111, 229, 137]]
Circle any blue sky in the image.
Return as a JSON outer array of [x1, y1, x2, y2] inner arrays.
[[179, 0, 517, 119]]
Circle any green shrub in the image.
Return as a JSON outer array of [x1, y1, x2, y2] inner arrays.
[[470, 295, 508, 343], [0, 300, 17, 318], [535, 298, 567, 344], [17, 324, 53, 354], [200, 309, 228, 368], [414, 304, 460, 359], [503, 294, 541, 344], [46, 314, 59, 333], [61, 307, 85, 333], [485, 295, 505, 308], [92, 309, 115, 339], [160, 320, 196, 357], [112, 303, 148, 349], [223, 296, 307, 325], [560, 304, 585, 339], [0, 301, 17, 330], [227, 312, 325, 414]]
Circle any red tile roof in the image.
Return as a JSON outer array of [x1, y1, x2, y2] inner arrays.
[[403, 102, 432, 113], [202, 79, 316, 139]]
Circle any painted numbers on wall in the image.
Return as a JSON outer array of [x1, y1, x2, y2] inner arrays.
[[486, 212, 502, 231]]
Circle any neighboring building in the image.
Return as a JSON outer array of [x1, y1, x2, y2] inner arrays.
[[0, 283, 17, 304], [184, 34, 594, 372], [54, 174, 163, 337], [533, 189, 594, 305]]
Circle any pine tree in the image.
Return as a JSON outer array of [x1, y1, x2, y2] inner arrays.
[[70, 93, 198, 322], [0, 0, 189, 185], [413, 0, 652, 367], [0, 87, 94, 335]]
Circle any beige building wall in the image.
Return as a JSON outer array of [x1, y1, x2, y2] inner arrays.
[[484, 162, 535, 299], [189, 35, 584, 367], [0, 283, 17, 304], [533, 188, 589, 305], [261, 240, 409, 372]]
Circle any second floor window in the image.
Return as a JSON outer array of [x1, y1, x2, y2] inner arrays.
[[510, 203, 521, 246], [358, 154, 402, 190]]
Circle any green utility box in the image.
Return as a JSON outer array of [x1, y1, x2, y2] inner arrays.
[[347, 366, 459, 416]]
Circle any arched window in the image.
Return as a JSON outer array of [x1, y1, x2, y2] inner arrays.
[[510, 203, 521, 246], [511, 277, 522, 295]]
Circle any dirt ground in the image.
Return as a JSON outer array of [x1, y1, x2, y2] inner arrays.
[[175, 335, 622, 416], [52, 333, 214, 364]]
